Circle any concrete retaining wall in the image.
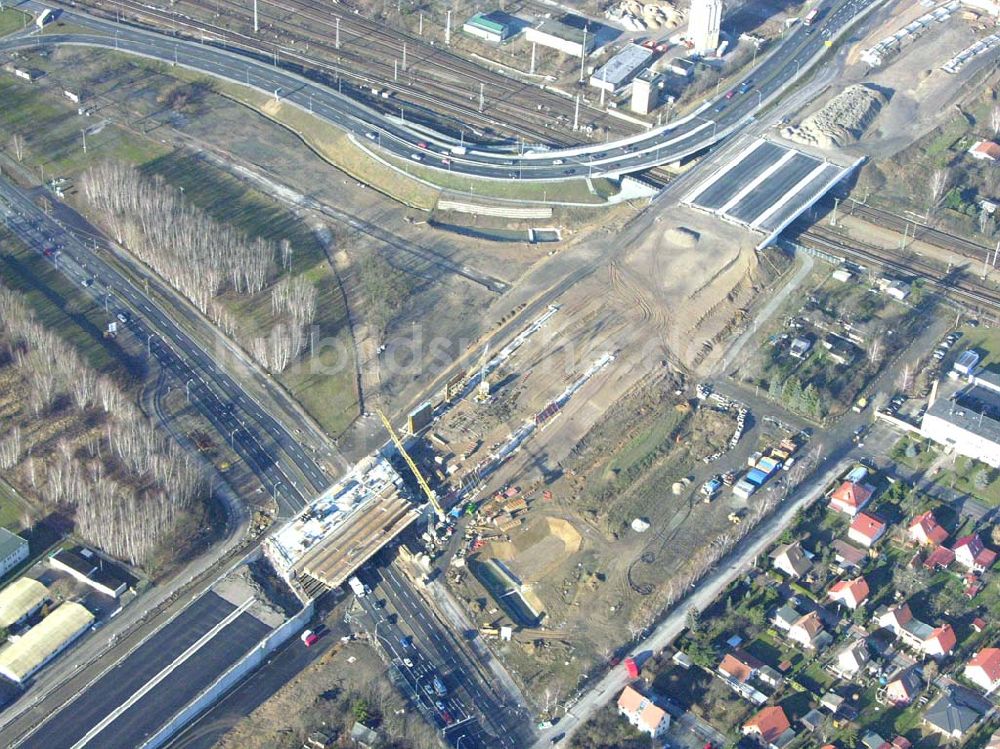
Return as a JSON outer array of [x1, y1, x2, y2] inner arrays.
[[437, 199, 553, 219], [141, 600, 315, 749]]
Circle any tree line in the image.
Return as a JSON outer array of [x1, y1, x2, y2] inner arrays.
[[0, 283, 206, 567]]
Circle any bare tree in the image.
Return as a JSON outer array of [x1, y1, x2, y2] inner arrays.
[[991, 104, 1000, 139], [10, 134, 24, 162], [928, 168, 951, 222]]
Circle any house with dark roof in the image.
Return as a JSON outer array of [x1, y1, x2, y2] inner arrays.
[[49, 547, 129, 598], [923, 685, 990, 741], [831, 539, 868, 570], [884, 667, 922, 706], [835, 639, 870, 677], [770, 542, 810, 578]]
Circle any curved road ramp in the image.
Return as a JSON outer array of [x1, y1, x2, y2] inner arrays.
[[13, 558, 310, 749]]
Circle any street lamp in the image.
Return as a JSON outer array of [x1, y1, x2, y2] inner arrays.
[[186, 377, 195, 402]]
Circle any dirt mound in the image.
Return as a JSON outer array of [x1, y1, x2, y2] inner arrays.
[[486, 516, 582, 584], [663, 226, 699, 248], [781, 84, 887, 149]]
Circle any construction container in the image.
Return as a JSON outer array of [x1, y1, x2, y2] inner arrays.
[[625, 657, 640, 678]]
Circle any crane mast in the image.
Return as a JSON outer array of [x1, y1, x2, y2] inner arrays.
[[376, 408, 445, 521]]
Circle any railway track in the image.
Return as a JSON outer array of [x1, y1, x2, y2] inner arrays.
[[797, 223, 1000, 314], [71, 0, 639, 145]]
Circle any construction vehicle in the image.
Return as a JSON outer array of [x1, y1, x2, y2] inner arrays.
[[375, 408, 446, 521]]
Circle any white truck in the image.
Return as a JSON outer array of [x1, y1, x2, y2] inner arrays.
[[348, 576, 366, 597]]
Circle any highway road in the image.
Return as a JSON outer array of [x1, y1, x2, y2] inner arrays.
[[0, 176, 327, 516], [357, 563, 534, 749], [4, 0, 885, 180]]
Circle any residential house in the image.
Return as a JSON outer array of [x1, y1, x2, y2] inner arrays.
[[832, 539, 868, 570], [770, 542, 810, 579], [923, 685, 990, 741], [877, 603, 956, 657], [862, 733, 887, 749], [350, 722, 379, 749], [743, 706, 795, 749], [788, 611, 829, 650], [969, 140, 1000, 161], [965, 647, 1000, 694], [923, 545, 955, 571], [884, 668, 922, 706], [953, 534, 997, 572], [758, 665, 783, 687], [828, 577, 870, 610], [718, 650, 764, 684], [836, 639, 870, 677], [771, 603, 799, 631], [617, 685, 670, 738], [820, 692, 845, 714], [987, 730, 1000, 749], [829, 481, 874, 516], [909, 511, 949, 546], [924, 624, 958, 658], [799, 708, 824, 732], [849, 513, 887, 547]]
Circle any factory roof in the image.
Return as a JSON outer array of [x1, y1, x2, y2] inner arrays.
[[0, 601, 93, 683], [0, 529, 27, 565], [590, 44, 653, 88], [926, 383, 1000, 445], [0, 578, 47, 629], [530, 19, 590, 44], [466, 11, 511, 34]]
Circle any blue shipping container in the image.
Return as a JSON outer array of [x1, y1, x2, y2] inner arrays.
[[746, 468, 769, 486]]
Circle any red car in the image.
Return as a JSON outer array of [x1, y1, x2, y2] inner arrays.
[[441, 710, 454, 725], [417, 141, 428, 149], [725, 89, 736, 99]]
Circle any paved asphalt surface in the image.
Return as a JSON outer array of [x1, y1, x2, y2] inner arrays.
[[357, 563, 534, 749], [5, 0, 883, 179], [20, 592, 269, 749], [0, 177, 326, 517]]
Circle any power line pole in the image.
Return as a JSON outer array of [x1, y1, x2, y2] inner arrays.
[[253, 0, 258, 33], [579, 25, 588, 82], [419, 13, 423, 35], [81, 129, 87, 153], [335, 17, 340, 49], [402, 42, 407, 71], [445, 10, 451, 45], [573, 94, 580, 131], [530, 42, 536, 75], [479, 82, 484, 113], [394, 60, 398, 81]]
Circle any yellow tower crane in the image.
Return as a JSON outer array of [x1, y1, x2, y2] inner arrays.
[[375, 408, 446, 521]]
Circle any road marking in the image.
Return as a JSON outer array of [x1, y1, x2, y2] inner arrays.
[[70, 596, 255, 749]]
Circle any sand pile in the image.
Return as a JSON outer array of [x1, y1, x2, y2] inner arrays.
[[781, 84, 887, 149]]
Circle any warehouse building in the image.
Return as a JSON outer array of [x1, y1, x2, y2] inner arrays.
[[50, 547, 129, 598], [525, 19, 596, 58], [0, 601, 93, 684], [463, 11, 515, 43], [0, 578, 48, 630], [0, 529, 28, 580], [922, 380, 1000, 467], [590, 44, 653, 92]]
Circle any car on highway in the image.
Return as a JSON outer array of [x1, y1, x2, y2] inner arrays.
[[402, 657, 413, 668], [725, 89, 736, 99], [550, 733, 565, 745], [738, 80, 753, 94], [552, 158, 564, 165], [417, 141, 428, 149], [432, 675, 448, 696], [301, 629, 319, 647], [564, 168, 576, 174], [116, 311, 131, 324], [714, 101, 727, 112], [365, 131, 377, 140], [399, 635, 413, 648], [441, 157, 451, 165], [82, 277, 94, 287], [410, 153, 423, 162]]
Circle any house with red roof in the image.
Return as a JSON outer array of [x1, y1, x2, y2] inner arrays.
[[884, 668, 922, 706], [828, 577, 870, 610], [953, 534, 997, 572], [965, 648, 1000, 694], [829, 481, 874, 516], [718, 649, 764, 684], [923, 545, 955, 571], [849, 512, 887, 547], [877, 604, 957, 657], [617, 685, 670, 737], [970, 140, 1000, 161], [743, 706, 794, 749], [909, 511, 949, 546], [924, 624, 958, 658]]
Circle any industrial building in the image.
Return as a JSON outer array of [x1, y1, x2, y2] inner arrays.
[[921, 377, 1000, 467], [590, 44, 653, 93], [463, 11, 515, 43], [50, 546, 129, 598], [689, 0, 723, 55], [630, 71, 658, 114], [0, 578, 48, 630], [524, 20, 596, 58], [0, 528, 28, 580], [0, 601, 93, 684]]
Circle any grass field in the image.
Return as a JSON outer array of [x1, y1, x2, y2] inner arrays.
[[0, 479, 27, 532], [0, 8, 28, 37], [140, 152, 358, 435], [0, 78, 169, 180]]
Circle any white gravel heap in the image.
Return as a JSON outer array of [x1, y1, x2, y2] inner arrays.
[[781, 84, 887, 149]]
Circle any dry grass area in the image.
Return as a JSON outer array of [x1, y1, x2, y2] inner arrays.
[[215, 639, 439, 749]]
